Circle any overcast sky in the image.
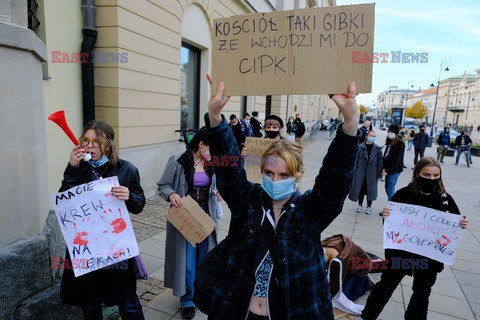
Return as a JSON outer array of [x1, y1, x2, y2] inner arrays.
[[336, 0, 480, 107]]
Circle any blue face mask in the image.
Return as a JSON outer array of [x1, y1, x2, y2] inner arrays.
[[261, 175, 296, 201], [88, 154, 109, 168], [367, 136, 376, 143]]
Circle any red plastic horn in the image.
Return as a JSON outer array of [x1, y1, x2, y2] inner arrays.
[[48, 110, 79, 146]]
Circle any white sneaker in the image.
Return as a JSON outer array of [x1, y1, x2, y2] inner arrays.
[[365, 207, 372, 214], [356, 205, 363, 213]]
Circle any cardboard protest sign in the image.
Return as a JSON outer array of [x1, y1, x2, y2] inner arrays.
[[383, 202, 463, 265], [166, 195, 215, 246], [51, 177, 139, 277], [212, 4, 374, 96], [244, 137, 275, 183]]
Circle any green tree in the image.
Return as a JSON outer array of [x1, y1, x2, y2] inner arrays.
[[405, 101, 428, 121], [359, 104, 369, 115]]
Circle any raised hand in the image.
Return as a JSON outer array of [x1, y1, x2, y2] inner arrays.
[[206, 74, 230, 127], [331, 82, 360, 136]]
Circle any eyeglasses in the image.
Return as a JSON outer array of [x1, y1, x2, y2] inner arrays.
[[79, 137, 102, 148]]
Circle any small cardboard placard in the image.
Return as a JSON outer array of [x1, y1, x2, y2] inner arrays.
[[244, 137, 275, 183], [212, 4, 375, 96], [167, 195, 216, 246]]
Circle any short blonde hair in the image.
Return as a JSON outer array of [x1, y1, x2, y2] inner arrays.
[[260, 139, 304, 179], [264, 119, 281, 129]]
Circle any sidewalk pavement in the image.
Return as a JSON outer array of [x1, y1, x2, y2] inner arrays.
[[131, 127, 480, 320]]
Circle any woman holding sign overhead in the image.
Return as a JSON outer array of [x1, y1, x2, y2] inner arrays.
[[361, 157, 468, 320], [157, 131, 223, 320], [199, 74, 360, 320], [59, 120, 146, 319]]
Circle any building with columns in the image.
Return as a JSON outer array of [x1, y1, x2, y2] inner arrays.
[[435, 70, 480, 129]]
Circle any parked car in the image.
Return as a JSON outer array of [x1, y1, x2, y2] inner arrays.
[[436, 128, 459, 140]]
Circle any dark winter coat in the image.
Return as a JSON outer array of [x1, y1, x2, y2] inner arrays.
[[295, 120, 306, 138], [59, 159, 145, 307], [200, 116, 360, 320], [348, 142, 383, 202], [250, 116, 263, 137], [413, 131, 429, 150], [383, 138, 405, 174]]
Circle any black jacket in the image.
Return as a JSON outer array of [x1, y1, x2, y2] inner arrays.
[[250, 116, 263, 137], [383, 138, 405, 174], [413, 131, 429, 149], [455, 134, 473, 147], [295, 120, 306, 138], [59, 159, 145, 307]]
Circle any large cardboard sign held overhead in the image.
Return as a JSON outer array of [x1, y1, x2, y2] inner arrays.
[[212, 4, 374, 96]]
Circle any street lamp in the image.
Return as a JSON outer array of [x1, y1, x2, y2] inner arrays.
[[430, 60, 450, 137]]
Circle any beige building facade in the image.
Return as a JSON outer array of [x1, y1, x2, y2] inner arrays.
[[435, 70, 480, 129], [2, 0, 338, 316]]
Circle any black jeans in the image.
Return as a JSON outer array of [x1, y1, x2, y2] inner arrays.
[[82, 296, 145, 320], [414, 147, 425, 165], [361, 268, 437, 320]]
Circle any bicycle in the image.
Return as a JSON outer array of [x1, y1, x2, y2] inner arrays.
[[464, 145, 471, 168]]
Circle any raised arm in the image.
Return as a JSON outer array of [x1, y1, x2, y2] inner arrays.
[[309, 83, 361, 230], [200, 74, 253, 211]]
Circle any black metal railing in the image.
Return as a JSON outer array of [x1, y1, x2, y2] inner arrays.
[[28, 0, 41, 31]]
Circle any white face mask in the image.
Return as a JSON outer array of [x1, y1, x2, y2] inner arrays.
[[387, 132, 396, 139], [201, 146, 211, 161]]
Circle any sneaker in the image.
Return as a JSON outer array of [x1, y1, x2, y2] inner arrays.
[[356, 205, 363, 213], [455, 162, 458, 165], [365, 207, 372, 214], [182, 307, 196, 320]]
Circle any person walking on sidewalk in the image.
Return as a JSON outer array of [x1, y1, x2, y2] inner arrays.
[[406, 128, 415, 151], [294, 114, 306, 145], [349, 130, 383, 214], [382, 124, 405, 201], [361, 157, 469, 320], [202, 74, 360, 320], [359, 120, 370, 145], [413, 124, 429, 165], [454, 130, 473, 165], [286, 116, 298, 141], [437, 127, 451, 163], [59, 120, 146, 320], [157, 131, 223, 320]]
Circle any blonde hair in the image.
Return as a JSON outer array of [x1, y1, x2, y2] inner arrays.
[[264, 119, 281, 129], [260, 139, 304, 179]]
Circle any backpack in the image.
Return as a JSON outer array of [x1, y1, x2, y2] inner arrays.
[[409, 130, 415, 138]]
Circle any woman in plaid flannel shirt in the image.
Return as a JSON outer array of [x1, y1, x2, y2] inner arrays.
[[200, 75, 361, 320]]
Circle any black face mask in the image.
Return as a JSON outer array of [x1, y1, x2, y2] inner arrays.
[[420, 129, 425, 132], [265, 130, 280, 139], [416, 176, 439, 193]]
